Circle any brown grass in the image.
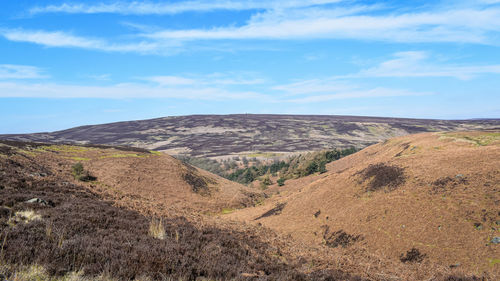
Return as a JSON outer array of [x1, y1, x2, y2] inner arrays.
[[0, 141, 363, 281], [227, 131, 500, 279]]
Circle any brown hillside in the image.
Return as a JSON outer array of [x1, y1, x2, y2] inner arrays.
[[0, 141, 363, 281], [0, 141, 260, 217], [227, 131, 500, 276]]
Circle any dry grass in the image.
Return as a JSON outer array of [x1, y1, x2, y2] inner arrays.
[[226, 131, 500, 279], [0, 264, 157, 281], [148, 218, 166, 240], [8, 210, 42, 225]]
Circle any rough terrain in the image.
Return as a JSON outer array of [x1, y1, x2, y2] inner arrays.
[[227, 131, 500, 277], [1, 114, 498, 158], [0, 131, 498, 280]]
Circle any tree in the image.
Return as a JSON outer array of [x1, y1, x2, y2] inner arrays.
[[277, 177, 285, 186], [318, 161, 327, 174], [306, 161, 318, 175], [262, 176, 272, 185]]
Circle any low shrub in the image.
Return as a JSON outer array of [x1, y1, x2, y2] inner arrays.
[[277, 177, 285, 186], [322, 226, 362, 248], [400, 248, 426, 263], [71, 163, 96, 182], [359, 163, 405, 192]]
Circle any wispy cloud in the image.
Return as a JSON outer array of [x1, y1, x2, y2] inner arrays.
[[1, 29, 170, 54], [274, 77, 431, 102], [286, 87, 431, 103], [142, 7, 500, 44], [87, 74, 111, 81], [141, 73, 266, 86], [29, 1, 344, 15], [6, 1, 500, 56], [0, 64, 48, 79], [272, 79, 355, 95], [144, 76, 197, 86], [0, 80, 266, 100], [341, 51, 500, 80]]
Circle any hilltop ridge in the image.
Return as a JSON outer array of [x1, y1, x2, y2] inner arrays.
[[1, 114, 498, 159]]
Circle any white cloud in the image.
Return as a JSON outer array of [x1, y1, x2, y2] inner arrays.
[[274, 76, 431, 102], [0, 64, 48, 79], [144, 76, 197, 86], [1, 29, 169, 54], [29, 1, 344, 15], [142, 73, 266, 86], [87, 74, 111, 81], [287, 87, 431, 103], [0, 81, 266, 100], [6, 2, 500, 55], [272, 79, 355, 95], [142, 7, 500, 44], [342, 51, 500, 80]]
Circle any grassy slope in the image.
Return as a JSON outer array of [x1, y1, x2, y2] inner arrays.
[[0, 135, 495, 280], [227, 131, 500, 278], [0, 141, 361, 281]]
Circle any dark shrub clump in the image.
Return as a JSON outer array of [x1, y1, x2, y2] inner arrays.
[[71, 162, 96, 182], [400, 248, 426, 263], [359, 163, 405, 192], [322, 226, 362, 248], [254, 203, 287, 220]]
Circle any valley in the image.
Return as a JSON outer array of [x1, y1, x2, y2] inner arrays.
[[1, 130, 499, 280]]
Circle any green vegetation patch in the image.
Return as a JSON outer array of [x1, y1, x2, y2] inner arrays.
[[440, 132, 500, 146], [221, 208, 235, 215], [489, 258, 500, 267], [38, 145, 93, 153], [71, 162, 96, 182], [227, 148, 358, 185], [64, 156, 91, 161], [99, 153, 147, 159]]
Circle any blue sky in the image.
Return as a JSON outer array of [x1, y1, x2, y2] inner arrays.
[[1, 0, 499, 133]]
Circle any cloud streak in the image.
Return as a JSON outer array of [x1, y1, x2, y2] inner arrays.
[[2, 29, 165, 54], [0, 64, 48, 79], [143, 7, 500, 44], [0, 81, 267, 100], [274, 77, 431, 103], [4, 1, 499, 56], [29, 1, 344, 15], [142, 73, 266, 86], [286, 88, 431, 103], [341, 51, 500, 80]]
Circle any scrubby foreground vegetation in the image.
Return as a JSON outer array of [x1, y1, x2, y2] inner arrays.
[[0, 133, 497, 281], [0, 141, 361, 281]]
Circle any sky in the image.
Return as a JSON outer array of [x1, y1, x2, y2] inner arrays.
[[0, 0, 499, 133]]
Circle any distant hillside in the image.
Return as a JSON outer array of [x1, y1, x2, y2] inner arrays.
[[1, 114, 499, 158]]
